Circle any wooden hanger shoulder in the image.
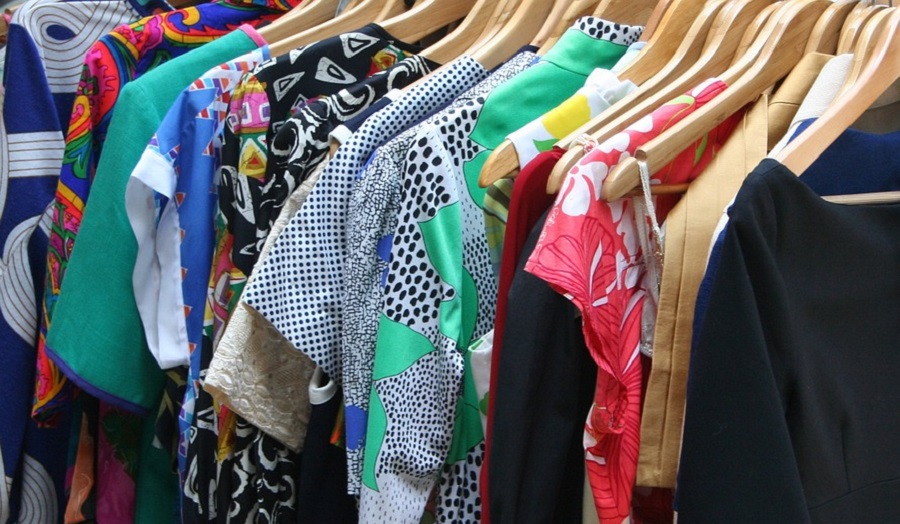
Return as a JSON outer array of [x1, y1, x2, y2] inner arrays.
[[379, 0, 477, 44], [259, 0, 338, 46], [613, 0, 713, 86], [469, 0, 555, 70], [836, 2, 886, 54], [418, 0, 506, 64], [547, 0, 774, 194], [805, 0, 859, 54], [535, 0, 601, 53], [601, 0, 830, 201], [731, 1, 780, 63], [778, 7, 900, 175], [266, 0, 397, 57], [836, 7, 894, 98]]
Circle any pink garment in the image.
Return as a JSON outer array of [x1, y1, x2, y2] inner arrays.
[[525, 79, 743, 523]]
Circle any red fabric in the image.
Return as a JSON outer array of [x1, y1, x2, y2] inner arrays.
[[481, 147, 563, 522], [525, 79, 742, 523]]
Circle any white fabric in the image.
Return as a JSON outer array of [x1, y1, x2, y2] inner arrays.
[[611, 41, 647, 74], [468, 329, 493, 435], [126, 150, 186, 368], [125, 48, 267, 369], [309, 366, 338, 405], [768, 54, 853, 157]]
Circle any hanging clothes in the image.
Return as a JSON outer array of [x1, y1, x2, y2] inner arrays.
[[525, 78, 742, 523], [677, 161, 900, 523], [241, 54, 492, 495]]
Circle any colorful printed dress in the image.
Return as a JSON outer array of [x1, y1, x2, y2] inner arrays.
[[0, 0, 166, 520], [35, 0, 299, 424], [125, 47, 270, 480], [183, 27, 425, 522], [524, 79, 742, 523], [240, 55, 490, 495], [343, 51, 538, 522]]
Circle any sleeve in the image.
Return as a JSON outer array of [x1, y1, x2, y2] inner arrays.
[[489, 212, 596, 524], [675, 206, 809, 523], [125, 97, 188, 369]]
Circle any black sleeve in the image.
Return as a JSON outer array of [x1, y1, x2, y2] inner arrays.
[[675, 175, 809, 524], [489, 212, 597, 524]]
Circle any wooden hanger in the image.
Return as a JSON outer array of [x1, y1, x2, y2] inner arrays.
[[778, 6, 900, 176], [418, 0, 518, 64], [477, 0, 702, 187], [836, 7, 894, 98], [731, 1, 781, 63], [836, 1, 888, 53], [805, 0, 859, 54], [546, 0, 775, 194], [257, 0, 340, 44], [592, 0, 659, 25], [609, 0, 710, 85], [377, 0, 478, 45], [600, 0, 830, 201], [467, 0, 557, 70], [266, 0, 408, 58]]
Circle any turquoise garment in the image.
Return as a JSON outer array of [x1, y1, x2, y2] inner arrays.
[[47, 28, 261, 414], [44, 28, 262, 524]]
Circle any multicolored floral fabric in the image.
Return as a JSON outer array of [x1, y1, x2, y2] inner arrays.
[[524, 79, 742, 523], [35, 0, 297, 424], [43, 28, 268, 524], [0, 0, 167, 520]]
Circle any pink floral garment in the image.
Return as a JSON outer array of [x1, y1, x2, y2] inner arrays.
[[525, 78, 743, 523]]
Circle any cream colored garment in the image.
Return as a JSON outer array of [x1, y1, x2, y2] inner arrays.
[[637, 52, 831, 488], [769, 54, 853, 156], [205, 162, 327, 451], [636, 98, 769, 488], [766, 53, 834, 150]]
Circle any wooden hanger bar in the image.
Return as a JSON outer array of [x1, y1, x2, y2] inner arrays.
[[837, 2, 887, 53], [592, 0, 658, 25], [836, 7, 894, 97], [601, 0, 829, 201], [258, 0, 340, 44], [469, 0, 555, 70], [537, 0, 604, 53], [822, 191, 900, 204], [379, 0, 477, 44], [778, 7, 900, 176], [418, 0, 508, 64], [805, 0, 859, 54], [547, 0, 775, 194], [731, 1, 780, 63]]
